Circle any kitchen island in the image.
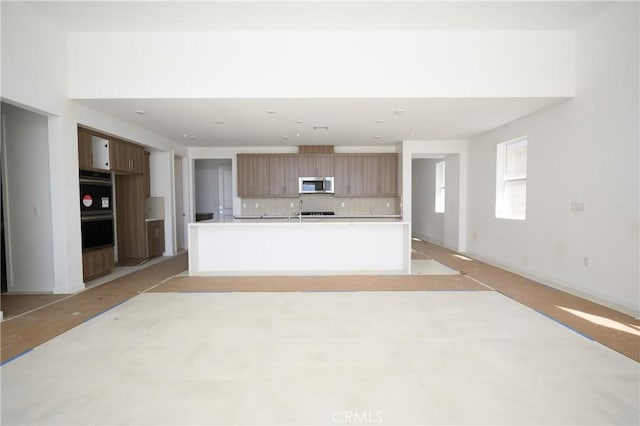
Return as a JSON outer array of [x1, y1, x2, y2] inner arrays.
[[188, 217, 410, 276]]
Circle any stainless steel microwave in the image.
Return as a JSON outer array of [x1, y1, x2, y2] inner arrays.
[[299, 177, 334, 194]]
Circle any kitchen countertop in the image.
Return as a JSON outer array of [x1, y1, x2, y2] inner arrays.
[[196, 215, 404, 224]]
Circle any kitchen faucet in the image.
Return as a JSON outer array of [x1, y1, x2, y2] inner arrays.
[[298, 199, 304, 222]]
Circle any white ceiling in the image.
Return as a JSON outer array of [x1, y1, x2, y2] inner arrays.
[[78, 98, 566, 147], [26, 1, 612, 32], [26, 1, 607, 147]]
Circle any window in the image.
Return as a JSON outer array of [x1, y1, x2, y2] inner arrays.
[[435, 160, 445, 213], [495, 137, 527, 220]]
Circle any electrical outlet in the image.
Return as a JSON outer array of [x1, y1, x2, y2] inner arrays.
[[254, 203, 259, 208], [242, 203, 246, 208], [32, 206, 39, 216], [290, 202, 294, 208], [473, 233, 477, 241], [571, 202, 585, 212], [341, 202, 345, 208], [386, 202, 390, 208], [583, 257, 590, 267]]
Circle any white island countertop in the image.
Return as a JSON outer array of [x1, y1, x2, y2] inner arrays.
[[189, 217, 410, 276], [195, 215, 403, 224]]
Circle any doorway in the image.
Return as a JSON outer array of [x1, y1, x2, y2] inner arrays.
[[218, 164, 233, 217], [411, 154, 461, 251], [194, 159, 232, 221]]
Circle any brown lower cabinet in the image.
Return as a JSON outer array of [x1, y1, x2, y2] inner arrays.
[[147, 220, 165, 258], [82, 246, 114, 281]]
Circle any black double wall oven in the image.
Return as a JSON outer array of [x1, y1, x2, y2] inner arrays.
[[79, 171, 114, 251]]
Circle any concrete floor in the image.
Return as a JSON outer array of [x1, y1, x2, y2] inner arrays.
[[2, 291, 638, 425]]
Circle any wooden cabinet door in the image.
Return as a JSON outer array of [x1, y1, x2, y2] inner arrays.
[[82, 247, 114, 281], [299, 154, 334, 177], [363, 156, 380, 195], [283, 155, 299, 195], [130, 145, 145, 175], [115, 174, 146, 260], [109, 139, 130, 173], [110, 140, 143, 174], [253, 156, 270, 195], [78, 128, 94, 170], [147, 220, 165, 258], [348, 155, 365, 195], [334, 156, 349, 195], [316, 155, 334, 176], [237, 154, 253, 196], [363, 154, 397, 196], [334, 155, 365, 196], [378, 155, 398, 195], [143, 151, 151, 198], [298, 155, 317, 176], [237, 154, 270, 196], [268, 155, 298, 196], [269, 156, 286, 195]]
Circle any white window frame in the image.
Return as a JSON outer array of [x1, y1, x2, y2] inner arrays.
[[495, 137, 527, 220], [435, 160, 445, 213]]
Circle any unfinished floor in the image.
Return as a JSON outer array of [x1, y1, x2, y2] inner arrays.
[[1, 240, 639, 425]]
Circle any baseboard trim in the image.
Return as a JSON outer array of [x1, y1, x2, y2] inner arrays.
[[464, 249, 640, 319]]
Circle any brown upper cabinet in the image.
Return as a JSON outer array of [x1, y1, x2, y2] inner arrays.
[[78, 128, 94, 170], [363, 154, 398, 196], [298, 154, 334, 177], [77, 127, 144, 175], [269, 155, 299, 196], [334, 155, 366, 196], [237, 154, 270, 197], [237, 152, 398, 198], [110, 139, 144, 174]]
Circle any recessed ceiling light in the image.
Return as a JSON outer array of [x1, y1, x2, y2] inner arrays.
[[376, 120, 384, 124], [313, 126, 329, 131], [281, 136, 289, 139], [215, 121, 224, 125], [296, 120, 304, 124], [372, 136, 382, 139], [189, 136, 197, 140], [394, 109, 406, 116], [296, 133, 301, 137], [183, 134, 188, 138], [266, 109, 277, 114], [135, 110, 146, 115]]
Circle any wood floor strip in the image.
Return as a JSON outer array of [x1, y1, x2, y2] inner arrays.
[[151, 274, 486, 293], [1, 243, 638, 364], [412, 240, 640, 362], [0, 253, 188, 364]]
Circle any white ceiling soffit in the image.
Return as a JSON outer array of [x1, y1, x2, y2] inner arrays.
[[76, 97, 567, 147], [25, 1, 613, 32]]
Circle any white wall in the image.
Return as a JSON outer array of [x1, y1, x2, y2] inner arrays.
[[443, 154, 460, 250], [1, 104, 55, 292], [411, 159, 444, 244], [2, 2, 85, 293], [68, 31, 574, 98], [466, 3, 639, 316], [1, 1, 67, 115], [150, 151, 176, 256]]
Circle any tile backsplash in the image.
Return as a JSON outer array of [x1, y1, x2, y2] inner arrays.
[[145, 196, 165, 219], [241, 195, 401, 216]]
